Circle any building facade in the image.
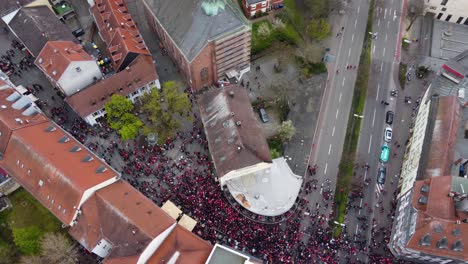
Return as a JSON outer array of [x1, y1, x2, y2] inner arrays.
[[425, 0, 468, 25], [241, 0, 284, 18], [35, 41, 102, 96], [142, 0, 251, 91]]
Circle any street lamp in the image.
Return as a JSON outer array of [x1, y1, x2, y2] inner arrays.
[[334, 221, 345, 227], [353, 114, 364, 119]]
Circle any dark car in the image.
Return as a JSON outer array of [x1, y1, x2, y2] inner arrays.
[[386, 111, 394, 125], [259, 108, 269, 123], [377, 167, 386, 184]]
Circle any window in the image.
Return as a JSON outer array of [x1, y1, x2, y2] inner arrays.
[[445, 14, 452, 21], [464, 18, 468, 25], [38, 180, 43, 187], [440, 0, 448, 5], [441, 7, 446, 11], [437, 13, 443, 19], [200, 67, 208, 81], [457, 17, 464, 23]]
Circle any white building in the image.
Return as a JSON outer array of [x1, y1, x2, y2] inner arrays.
[[35, 41, 102, 96], [425, 0, 468, 25]]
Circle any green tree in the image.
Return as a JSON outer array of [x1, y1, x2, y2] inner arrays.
[[104, 95, 143, 140], [307, 18, 330, 40], [12, 226, 42, 255], [142, 81, 192, 144], [277, 120, 296, 141]]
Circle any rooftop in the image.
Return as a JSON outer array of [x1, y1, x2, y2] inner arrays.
[[69, 180, 176, 258], [65, 55, 158, 117], [35, 41, 96, 82], [7, 6, 77, 57], [206, 244, 262, 264], [432, 19, 468, 60], [91, 0, 150, 71], [198, 86, 272, 178], [143, 0, 249, 62]]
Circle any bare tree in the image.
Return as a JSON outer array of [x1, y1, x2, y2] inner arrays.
[[40, 233, 77, 264], [20, 255, 45, 264]]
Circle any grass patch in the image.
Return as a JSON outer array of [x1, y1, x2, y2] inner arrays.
[[268, 137, 284, 159], [399, 63, 407, 90], [0, 189, 65, 261], [331, 0, 374, 237], [251, 19, 301, 55]]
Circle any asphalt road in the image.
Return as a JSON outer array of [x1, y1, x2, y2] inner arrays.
[[341, 0, 407, 262]]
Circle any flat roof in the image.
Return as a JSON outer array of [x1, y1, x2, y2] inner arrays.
[[431, 20, 468, 60]]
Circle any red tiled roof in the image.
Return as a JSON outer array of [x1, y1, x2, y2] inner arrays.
[[65, 55, 158, 117], [146, 225, 213, 264], [90, 0, 150, 71], [408, 177, 467, 261], [103, 255, 139, 264], [35, 41, 95, 82], [69, 180, 176, 258], [198, 86, 272, 178], [1, 120, 118, 224], [0, 87, 48, 154]]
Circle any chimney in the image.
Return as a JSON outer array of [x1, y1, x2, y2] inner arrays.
[[229, 91, 234, 97], [236, 121, 242, 126], [230, 112, 235, 117]]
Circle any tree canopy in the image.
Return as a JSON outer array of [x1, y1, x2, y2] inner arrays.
[[307, 18, 330, 41], [104, 95, 143, 140], [142, 81, 191, 144], [278, 120, 296, 141]]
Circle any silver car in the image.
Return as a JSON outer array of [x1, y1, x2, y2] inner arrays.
[[384, 127, 392, 142]]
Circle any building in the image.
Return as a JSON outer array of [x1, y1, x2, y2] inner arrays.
[[35, 41, 102, 96], [0, 0, 53, 22], [0, 75, 248, 264], [389, 51, 468, 263], [65, 55, 159, 125], [198, 86, 302, 217], [90, 0, 151, 71], [142, 0, 251, 91], [60, 0, 160, 126], [240, 0, 284, 19], [424, 0, 468, 25], [4, 5, 77, 57]]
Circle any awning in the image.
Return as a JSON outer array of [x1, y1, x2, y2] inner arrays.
[[161, 200, 182, 220], [178, 214, 197, 231]]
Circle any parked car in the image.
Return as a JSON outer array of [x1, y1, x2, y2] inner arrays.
[[386, 111, 394, 125], [380, 143, 390, 163], [384, 126, 393, 142], [377, 167, 386, 184], [258, 108, 269, 123]]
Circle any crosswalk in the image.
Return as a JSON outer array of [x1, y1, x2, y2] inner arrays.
[[375, 183, 384, 198]]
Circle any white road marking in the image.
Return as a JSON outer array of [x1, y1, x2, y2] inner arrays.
[[339, 93, 342, 102], [363, 169, 368, 180], [358, 209, 361, 215], [360, 199, 363, 207], [348, 48, 351, 57], [380, 61, 383, 72], [336, 109, 339, 119], [355, 19, 357, 28], [352, 33, 354, 42], [368, 135, 373, 154], [332, 126, 336, 136], [357, 6, 360, 14], [384, 8, 387, 19], [372, 108, 376, 127], [378, 19, 380, 27], [376, 84, 380, 101], [383, 47, 386, 56], [355, 225, 359, 234], [328, 144, 332, 155], [385, 34, 388, 42], [324, 163, 328, 175], [372, 45, 376, 54], [387, 21, 390, 29], [342, 77, 346, 87]]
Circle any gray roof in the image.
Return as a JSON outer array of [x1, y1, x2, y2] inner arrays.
[[143, 0, 249, 62], [246, 0, 264, 4], [8, 6, 77, 57], [0, 0, 33, 17]]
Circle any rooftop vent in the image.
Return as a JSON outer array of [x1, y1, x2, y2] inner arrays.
[[0, 105, 6, 109], [45, 125, 57, 132], [58, 136, 70, 143], [452, 240, 464, 252], [96, 166, 107, 173], [229, 90, 234, 97], [437, 237, 448, 249], [230, 112, 235, 117], [52, 70, 57, 76], [236, 144, 242, 152], [201, 0, 226, 16], [236, 121, 242, 126], [38, 58, 43, 64], [69, 146, 82, 152], [420, 184, 429, 193], [418, 196, 428, 205], [419, 234, 431, 246], [14, 118, 23, 124]]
